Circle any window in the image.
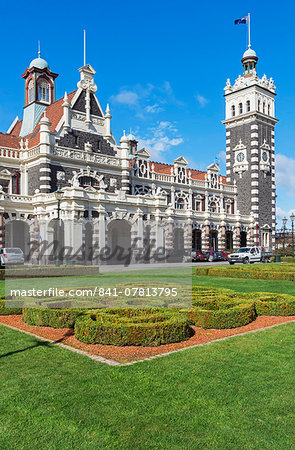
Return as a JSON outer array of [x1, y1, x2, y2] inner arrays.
[[226, 203, 231, 214], [231, 105, 235, 117], [195, 201, 202, 212], [258, 100, 261, 112], [268, 104, 271, 116], [79, 176, 99, 189], [210, 202, 217, 213], [239, 103, 243, 115], [28, 79, 34, 103], [38, 79, 50, 103], [246, 100, 250, 112], [176, 198, 185, 210], [263, 102, 266, 114]]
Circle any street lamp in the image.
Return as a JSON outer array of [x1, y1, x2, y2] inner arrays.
[[54, 185, 64, 267], [282, 217, 288, 258], [290, 213, 295, 258]]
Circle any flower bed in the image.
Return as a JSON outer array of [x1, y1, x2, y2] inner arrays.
[[74, 308, 192, 346]]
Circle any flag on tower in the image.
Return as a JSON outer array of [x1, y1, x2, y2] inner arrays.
[[234, 16, 247, 25]]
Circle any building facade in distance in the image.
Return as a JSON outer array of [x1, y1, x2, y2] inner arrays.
[[0, 45, 277, 264]]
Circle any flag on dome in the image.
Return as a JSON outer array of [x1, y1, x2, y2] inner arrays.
[[234, 16, 247, 24]]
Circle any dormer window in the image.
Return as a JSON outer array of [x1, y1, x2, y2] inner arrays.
[[38, 79, 50, 103], [28, 79, 34, 103]]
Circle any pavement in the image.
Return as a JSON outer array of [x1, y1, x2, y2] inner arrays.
[[99, 261, 230, 273]]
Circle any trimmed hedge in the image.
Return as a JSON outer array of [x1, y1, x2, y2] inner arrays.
[[0, 299, 23, 315], [195, 265, 295, 281], [187, 297, 255, 329], [247, 292, 295, 316], [22, 307, 88, 328], [74, 308, 192, 346]]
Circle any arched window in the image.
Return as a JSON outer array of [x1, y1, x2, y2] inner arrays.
[[246, 100, 250, 112], [231, 105, 235, 117], [28, 79, 34, 103], [268, 104, 271, 116], [79, 176, 99, 189], [239, 103, 243, 115], [210, 202, 217, 213], [258, 100, 261, 112], [38, 79, 50, 103], [263, 102, 266, 114], [176, 197, 185, 210]]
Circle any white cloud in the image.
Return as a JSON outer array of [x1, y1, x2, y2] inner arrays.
[[218, 151, 226, 163], [276, 153, 295, 194], [110, 82, 183, 117], [110, 90, 139, 106], [137, 121, 183, 160], [145, 103, 163, 113], [195, 93, 209, 107]]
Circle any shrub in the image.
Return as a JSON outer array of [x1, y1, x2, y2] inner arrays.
[[187, 296, 255, 329], [74, 308, 193, 346], [195, 266, 295, 281], [0, 298, 23, 315], [22, 307, 88, 328], [247, 292, 295, 316]]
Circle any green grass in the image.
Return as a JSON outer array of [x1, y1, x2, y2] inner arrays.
[[1, 323, 295, 449], [192, 275, 295, 296]]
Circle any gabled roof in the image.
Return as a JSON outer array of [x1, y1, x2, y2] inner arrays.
[[0, 91, 76, 149]]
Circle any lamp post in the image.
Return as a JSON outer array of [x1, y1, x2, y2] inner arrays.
[[290, 213, 295, 258], [54, 185, 64, 267], [282, 217, 288, 258]]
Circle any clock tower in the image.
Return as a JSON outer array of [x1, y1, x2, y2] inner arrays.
[[223, 46, 278, 250]]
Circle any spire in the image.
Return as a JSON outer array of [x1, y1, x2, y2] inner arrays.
[[38, 40, 41, 58]]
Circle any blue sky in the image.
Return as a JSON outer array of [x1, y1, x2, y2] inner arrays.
[[0, 0, 294, 228]]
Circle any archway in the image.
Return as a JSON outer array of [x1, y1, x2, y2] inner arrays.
[[240, 231, 247, 247], [84, 222, 93, 264], [209, 230, 218, 251], [5, 220, 30, 260], [192, 229, 202, 251], [107, 219, 131, 265], [172, 228, 184, 262], [48, 219, 65, 264], [225, 231, 233, 251]]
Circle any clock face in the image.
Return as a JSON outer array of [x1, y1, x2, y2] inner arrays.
[[237, 152, 245, 163], [262, 151, 268, 162]]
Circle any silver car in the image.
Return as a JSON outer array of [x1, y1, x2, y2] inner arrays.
[[0, 248, 25, 266]]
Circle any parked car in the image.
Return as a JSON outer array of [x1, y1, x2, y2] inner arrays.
[[228, 247, 262, 265], [196, 251, 209, 262], [0, 248, 25, 267], [220, 251, 229, 261], [191, 250, 209, 262], [212, 251, 225, 262]]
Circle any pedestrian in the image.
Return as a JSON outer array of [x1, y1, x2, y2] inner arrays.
[[209, 247, 214, 262]]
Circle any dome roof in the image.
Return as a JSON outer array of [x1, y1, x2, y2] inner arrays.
[[243, 47, 257, 59], [127, 133, 137, 141], [29, 57, 49, 69]]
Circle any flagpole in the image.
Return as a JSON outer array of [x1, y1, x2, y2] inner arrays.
[[84, 29, 86, 66], [248, 13, 251, 48]]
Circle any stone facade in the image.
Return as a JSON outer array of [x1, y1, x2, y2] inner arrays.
[[0, 46, 277, 263]]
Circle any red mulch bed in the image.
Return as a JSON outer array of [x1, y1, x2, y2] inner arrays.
[[1, 315, 295, 363]]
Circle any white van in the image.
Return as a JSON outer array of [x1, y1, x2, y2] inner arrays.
[[228, 247, 262, 265]]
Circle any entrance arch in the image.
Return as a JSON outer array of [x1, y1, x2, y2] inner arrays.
[[5, 220, 30, 259], [172, 228, 184, 262], [107, 219, 131, 264], [192, 229, 202, 251], [209, 230, 218, 251], [240, 231, 247, 247], [225, 231, 233, 251]]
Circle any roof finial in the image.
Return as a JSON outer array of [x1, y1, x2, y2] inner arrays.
[[38, 40, 41, 58]]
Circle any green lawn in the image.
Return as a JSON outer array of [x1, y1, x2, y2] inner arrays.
[[1, 323, 295, 449], [192, 275, 295, 296]]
